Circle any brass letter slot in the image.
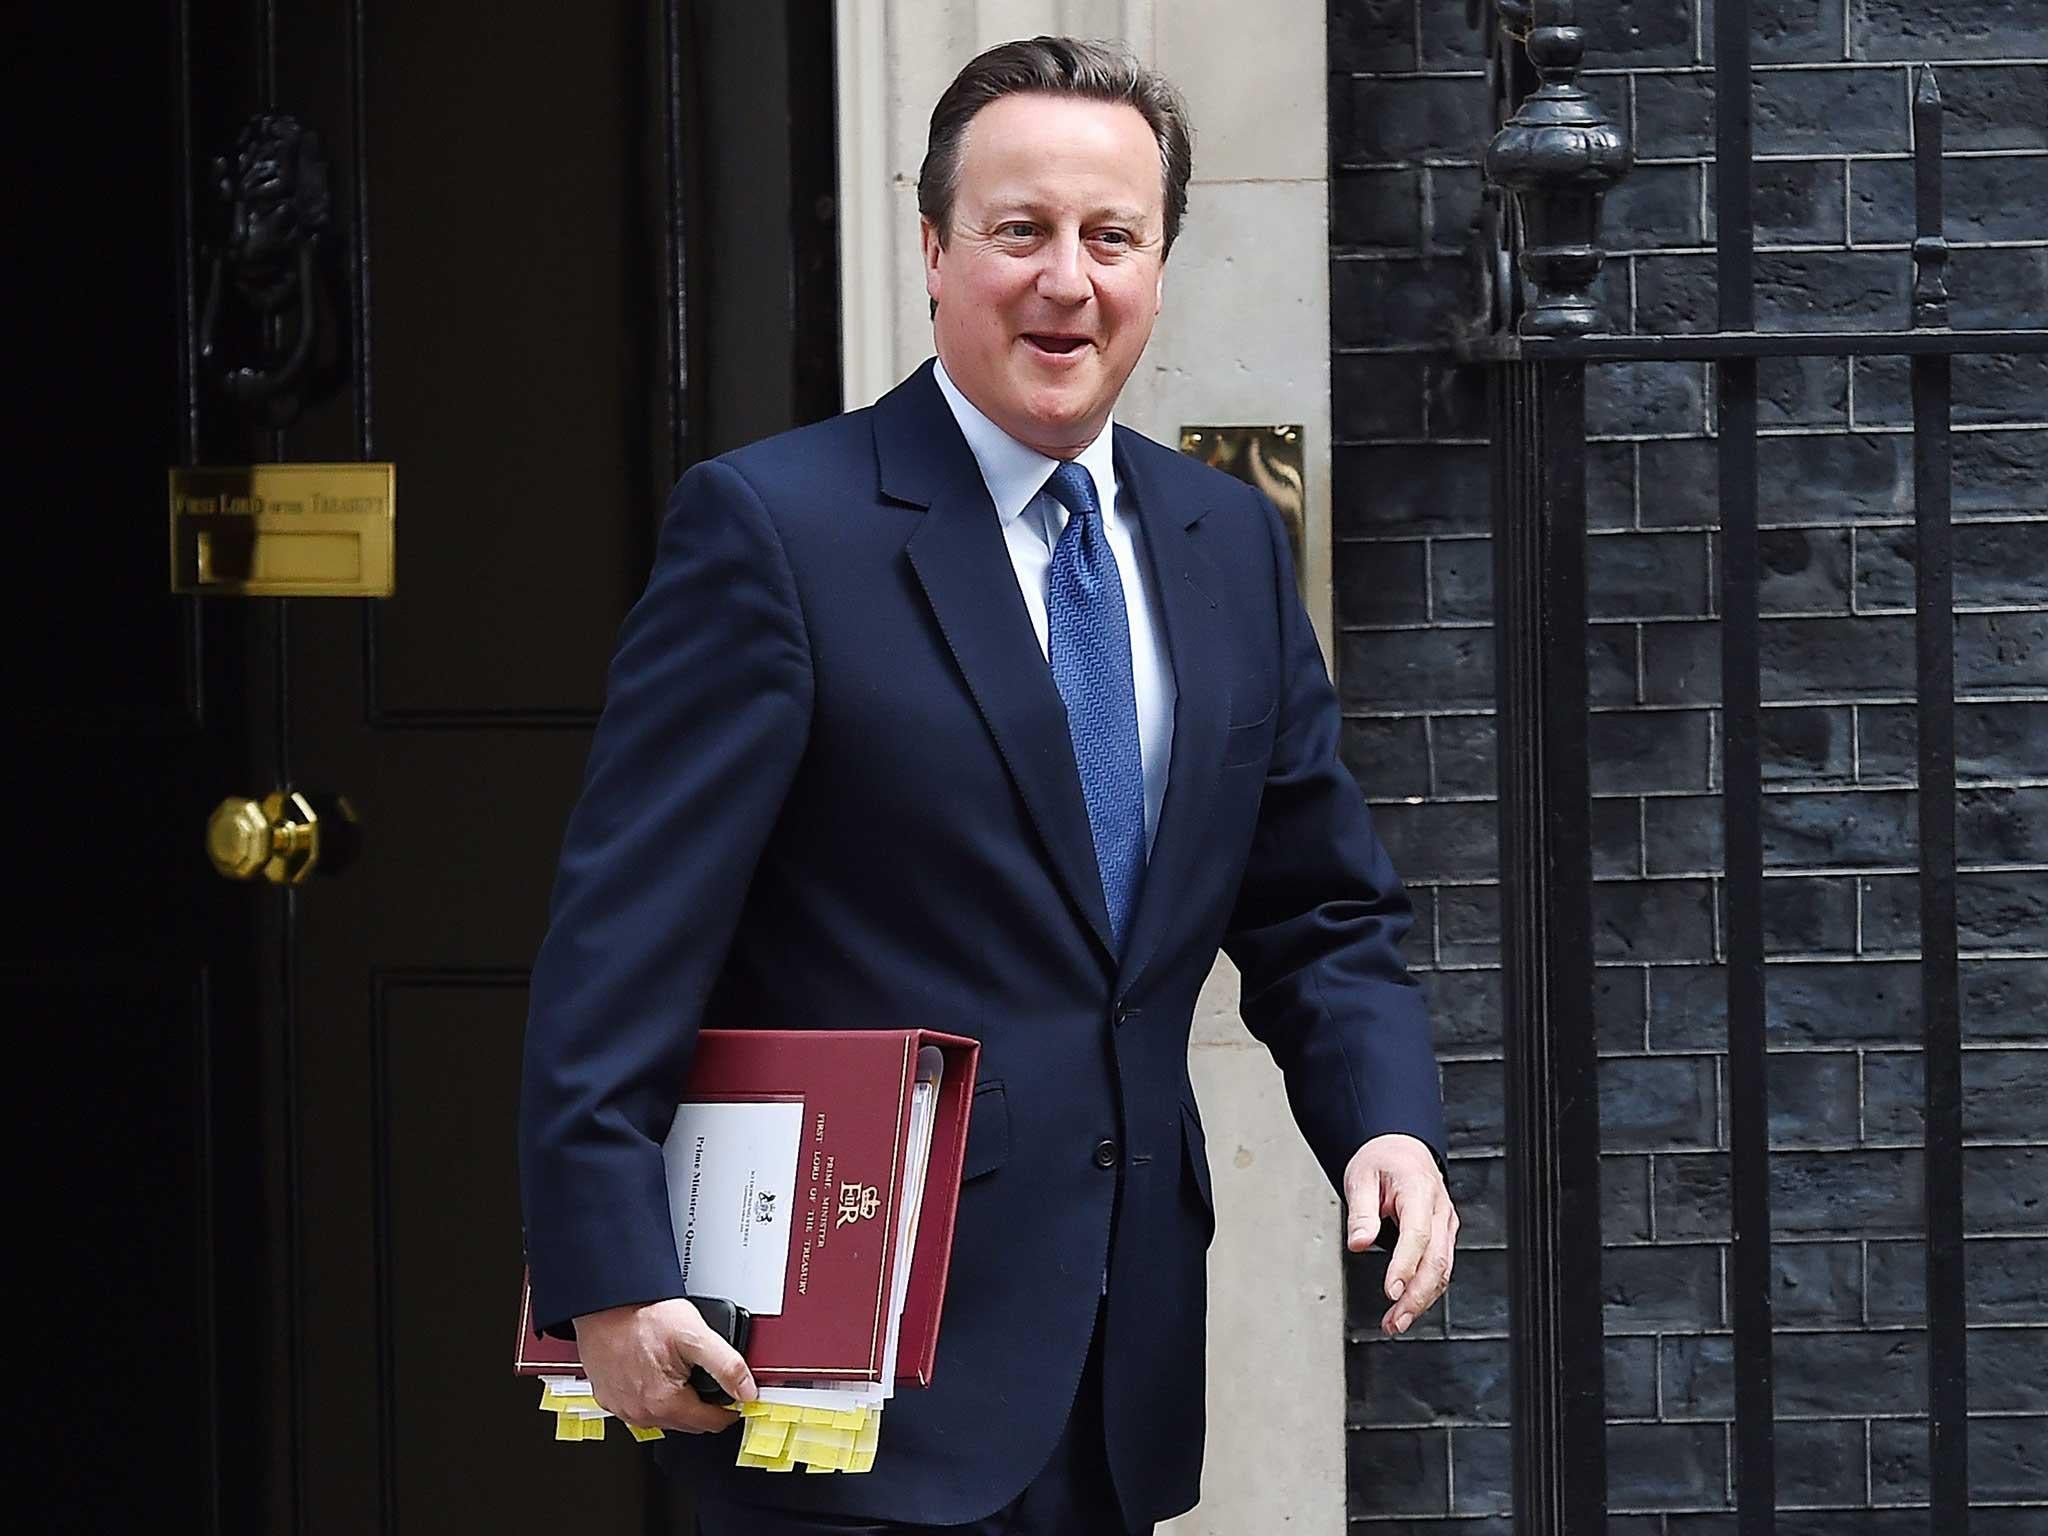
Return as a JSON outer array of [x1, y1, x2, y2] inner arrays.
[[169, 462, 395, 597]]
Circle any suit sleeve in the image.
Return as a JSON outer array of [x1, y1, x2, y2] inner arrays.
[[1220, 490, 1447, 1193], [519, 458, 812, 1334]]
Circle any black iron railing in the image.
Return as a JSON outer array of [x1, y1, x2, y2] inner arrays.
[[1459, 2, 2048, 1533]]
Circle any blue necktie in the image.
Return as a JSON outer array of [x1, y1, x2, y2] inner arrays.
[[1042, 460, 1146, 953]]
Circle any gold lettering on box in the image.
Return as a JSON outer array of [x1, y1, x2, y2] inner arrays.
[[835, 1180, 881, 1228], [169, 462, 395, 597]]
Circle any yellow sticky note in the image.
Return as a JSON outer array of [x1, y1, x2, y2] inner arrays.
[[628, 1424, 664, 1443], [847, 1412, 881, 1473], [554, 1413, 582, 1442]]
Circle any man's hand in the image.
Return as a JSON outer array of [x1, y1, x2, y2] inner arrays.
[[1343, 1133, 1459, 1338], [573, 1297, 758, 1433]]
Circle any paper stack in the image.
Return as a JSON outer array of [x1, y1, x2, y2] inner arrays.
[[734, 1399, 880, 1472], [526, 1043, 950, 1474], [534, 1375, 663, 1443]]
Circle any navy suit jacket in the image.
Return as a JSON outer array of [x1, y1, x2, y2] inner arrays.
[[518, 362, 1446, 1526]]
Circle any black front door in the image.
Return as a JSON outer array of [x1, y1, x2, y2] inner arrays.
[[12, 5, 838, 1531]]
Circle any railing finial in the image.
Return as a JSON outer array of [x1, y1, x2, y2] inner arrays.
[[1482, 0, 1632, 338], [1912, 66, 1950, 329]]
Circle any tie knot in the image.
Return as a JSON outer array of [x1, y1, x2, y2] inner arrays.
[[1043, 460, 1101, 521]]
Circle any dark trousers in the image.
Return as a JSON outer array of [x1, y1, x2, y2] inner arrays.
[[695, 1320, 1151, 1536]]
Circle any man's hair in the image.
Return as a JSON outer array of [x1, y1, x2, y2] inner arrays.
[[919, 36, 1195, 257]]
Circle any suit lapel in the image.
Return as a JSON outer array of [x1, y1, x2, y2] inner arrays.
[[883, 366, 1118, 962], [1114, 431, 1229, 995]]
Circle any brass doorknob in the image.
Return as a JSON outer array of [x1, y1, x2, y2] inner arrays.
[[207, 790, 323, 884]]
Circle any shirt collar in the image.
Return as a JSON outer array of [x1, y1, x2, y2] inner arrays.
[[933, 356, 1120, 530]]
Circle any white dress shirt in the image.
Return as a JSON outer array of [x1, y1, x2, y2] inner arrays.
[[933, 358, 1177, 852]]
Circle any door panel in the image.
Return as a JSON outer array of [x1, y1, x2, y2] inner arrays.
[[276, 3, 688, 1527], [22, 2, 832, 1526], [9, 5, 267, 1531], [360, 1, 665, 720], [22, 975, 221, 1528], [263, 2, 834, 1531], [375, 977, 650, 1531]]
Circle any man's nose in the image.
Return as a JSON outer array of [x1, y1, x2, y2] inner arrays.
[[1036, 233, 1090, 305]]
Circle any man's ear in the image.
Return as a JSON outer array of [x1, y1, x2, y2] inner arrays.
[[920, 217, 943, 307]]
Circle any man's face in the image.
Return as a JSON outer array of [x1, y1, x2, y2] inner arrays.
[[923, 92, 1168, 460]]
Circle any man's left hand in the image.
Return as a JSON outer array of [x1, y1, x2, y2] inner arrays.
[[1342, 1133, 1459, 1337]]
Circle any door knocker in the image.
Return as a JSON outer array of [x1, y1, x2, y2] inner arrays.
[[198, 112, 333, 420]]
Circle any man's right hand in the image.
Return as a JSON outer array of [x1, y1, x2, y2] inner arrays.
[[573, 1297, 758, 1433]]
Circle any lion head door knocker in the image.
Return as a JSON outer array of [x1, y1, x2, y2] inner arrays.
[[198, 112, 333, 420]]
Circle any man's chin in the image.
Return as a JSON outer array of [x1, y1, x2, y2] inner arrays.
[[1015, 400, 1107, 452]]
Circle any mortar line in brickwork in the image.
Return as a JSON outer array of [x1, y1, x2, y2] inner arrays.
[[1348, 606, 2048, 633], [1441, 1423, 1455, 1518], [1586, 237, 2048, 257], [1333, 68, 1488, 83], [1857, 1043, 1871, 1142], [1597, 862, 2048, 882], [1609, 781, 2048, 801], [1792, 238, 2048, 254], [1581, 58, 2048, 77], [1628, 69, 1642, 167], [1440, 1135, 2046, 1156], [1327, 342, 1464, 356], [1545, 1228, 2048, 1246], [1625, 150, 2048, 167], [1645, 1151, 1659, 1243], [1331, 158, 1483, 173], [1347, 699, 2048, 719], [1328, 422, 2048, 440], [1714, 1052, 1728, 1148], [1857, 604, 2048, 620]]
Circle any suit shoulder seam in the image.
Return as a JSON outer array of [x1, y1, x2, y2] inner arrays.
[[697, 456, 818, 703]]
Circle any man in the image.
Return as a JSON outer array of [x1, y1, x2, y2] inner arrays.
[[520, 36, 1455, 1536]]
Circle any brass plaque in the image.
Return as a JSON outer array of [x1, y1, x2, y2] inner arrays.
[[169, 462, 395, 597], [1179, 425, 1306, 579]]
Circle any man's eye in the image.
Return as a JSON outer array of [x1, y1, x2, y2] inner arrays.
[[1094, 229, 1132, 247], [1001, 223, 1037, 238]]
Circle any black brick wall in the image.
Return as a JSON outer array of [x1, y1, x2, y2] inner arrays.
[[1328, 1, 2047, 1528]]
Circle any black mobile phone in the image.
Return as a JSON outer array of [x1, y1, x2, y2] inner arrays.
[[684, 1295, 755, 1405]]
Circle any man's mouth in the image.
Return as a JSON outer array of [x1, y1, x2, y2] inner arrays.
[[1022, 334, 1091, 356]]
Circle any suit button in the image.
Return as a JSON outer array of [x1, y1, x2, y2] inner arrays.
[[1093, 1139, 1119, 1169]]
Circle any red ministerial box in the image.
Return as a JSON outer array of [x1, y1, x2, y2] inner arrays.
[[516, 1028, 979, 1388]]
